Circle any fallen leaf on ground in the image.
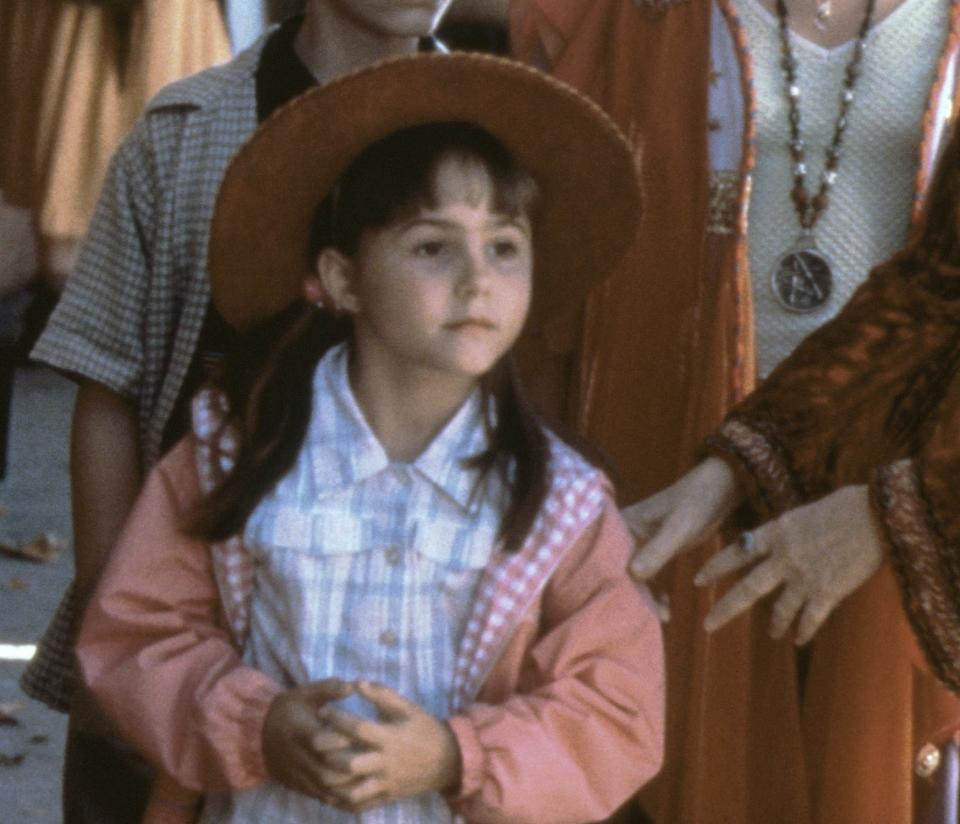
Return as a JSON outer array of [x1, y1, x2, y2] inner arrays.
[[0, 752, 25, 767], [0, 532, 63, 563], [0, 576, 26, 592], [0, 702, 25, 726], [28, 734, 48, 745]]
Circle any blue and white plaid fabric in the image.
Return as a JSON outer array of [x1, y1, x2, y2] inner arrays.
[[200, 343, 504, 824]]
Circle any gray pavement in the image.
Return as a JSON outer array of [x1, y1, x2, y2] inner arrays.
[[0, 364, 76, 823]]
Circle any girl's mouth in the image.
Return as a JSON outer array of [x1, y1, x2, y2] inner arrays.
[[444, 318, 497, 331]]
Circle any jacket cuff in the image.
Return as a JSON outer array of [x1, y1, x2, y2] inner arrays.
[[446, 713, 485, 802], [205, 671, 284, 788]]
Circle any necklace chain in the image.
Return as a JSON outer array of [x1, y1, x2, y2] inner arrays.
[[775, 0, 877, 231]]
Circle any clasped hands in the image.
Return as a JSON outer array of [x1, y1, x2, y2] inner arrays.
[[261, 678, 460, 813], [623, 457, 884, 644]]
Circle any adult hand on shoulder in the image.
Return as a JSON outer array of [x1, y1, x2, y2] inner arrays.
[[625, 457, 743, 583], [694, 485, 884, 644], [316, 681, 461, 813], [261, 678, 355, 799]]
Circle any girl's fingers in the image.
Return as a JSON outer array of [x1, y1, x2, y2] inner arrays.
[[318, 764, 360, 787], [301, 678, 355, 706], [287, 748, 339, 797], [323, 708, 388, 748], [311, 727, 353, 752], [356, 680, 415, 721], [328, 774, 388, 808], [768, 584, 807, 639], [703, 560, 784, 632], [694, 538, 763, 586], [322, 747, 382, 776]]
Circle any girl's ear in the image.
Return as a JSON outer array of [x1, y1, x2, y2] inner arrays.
[[312, 248, 360, 315]]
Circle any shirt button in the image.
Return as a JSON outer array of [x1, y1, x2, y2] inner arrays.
[[379, 629, 399, 647], [384, 547, 402, 566]]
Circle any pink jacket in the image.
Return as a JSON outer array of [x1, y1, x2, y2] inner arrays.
[[77, 416, 664, 823]]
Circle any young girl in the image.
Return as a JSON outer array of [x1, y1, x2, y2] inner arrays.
[[76, 53, 663, 824]]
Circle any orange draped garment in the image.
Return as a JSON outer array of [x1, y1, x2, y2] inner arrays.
[[511, 0, 960, 821]]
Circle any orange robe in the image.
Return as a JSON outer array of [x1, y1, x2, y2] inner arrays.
[[0, 0, 230, 244], [510, 0, 960, 821]]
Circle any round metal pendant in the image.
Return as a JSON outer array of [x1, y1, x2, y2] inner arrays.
[[770, 240, 833, 313]]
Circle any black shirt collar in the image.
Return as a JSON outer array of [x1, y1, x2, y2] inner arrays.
[[255, 15, 447, 124], [255, 15, 316, 122]]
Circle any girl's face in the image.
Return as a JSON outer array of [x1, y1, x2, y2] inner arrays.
[[316, 154, 533, 391]]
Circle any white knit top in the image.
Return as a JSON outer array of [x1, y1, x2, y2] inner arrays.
[[736, 0, 947, 377]]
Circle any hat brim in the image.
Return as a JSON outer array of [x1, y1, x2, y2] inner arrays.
[[209, 52, 641, 332]]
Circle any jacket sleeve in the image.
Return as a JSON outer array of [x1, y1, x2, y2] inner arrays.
[[76, 438, 284, 792], [446, 496, 665, 824], [704, 144, 960, 691]]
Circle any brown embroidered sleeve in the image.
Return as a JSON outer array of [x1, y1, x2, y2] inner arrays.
[[873, 459, 960, 692], [705, 136, 960, 687]]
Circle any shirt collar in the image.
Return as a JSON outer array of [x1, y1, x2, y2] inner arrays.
[[308, 344, 491, 513]]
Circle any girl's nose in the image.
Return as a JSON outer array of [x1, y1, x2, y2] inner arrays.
[[455, 249, 491, 298]]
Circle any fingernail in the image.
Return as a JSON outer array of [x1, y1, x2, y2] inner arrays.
[[693, 573, 705, 586]]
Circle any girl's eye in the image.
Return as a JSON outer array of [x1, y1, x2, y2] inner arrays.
[[414, 240, 446, 257], [492, 240, 519, 257]]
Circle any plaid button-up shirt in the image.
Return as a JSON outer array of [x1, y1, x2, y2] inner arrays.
[[201, 344, 503, 824], [20, 37, 272, 713], [32, 37, 268, 469]]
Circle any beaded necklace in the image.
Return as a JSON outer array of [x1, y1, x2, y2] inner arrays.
[[768, 0, 877, 312]]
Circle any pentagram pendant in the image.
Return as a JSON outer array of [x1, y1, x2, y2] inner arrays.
[[770, 235, 833, 313]]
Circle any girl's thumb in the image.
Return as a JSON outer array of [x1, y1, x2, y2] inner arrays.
[[357, 680, 413, 720], [303, 677, 354, 705]]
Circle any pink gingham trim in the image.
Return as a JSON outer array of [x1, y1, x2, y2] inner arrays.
[[451, 441, 606, 709], [191, 389, 254, 647]]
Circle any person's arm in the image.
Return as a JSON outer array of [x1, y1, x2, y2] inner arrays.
[[446, 498, 664, 824], [34, 116, 162, 606], [628, 222, 960, 582], [632, 137, 960, 659], [872, 381, 960, 693], [70, 380, 141, 604]]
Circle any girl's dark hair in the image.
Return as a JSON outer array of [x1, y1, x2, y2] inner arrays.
[[188, 122, 555, 553]]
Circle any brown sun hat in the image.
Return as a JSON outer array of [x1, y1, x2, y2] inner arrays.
[[209, 51, 641, 332]]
